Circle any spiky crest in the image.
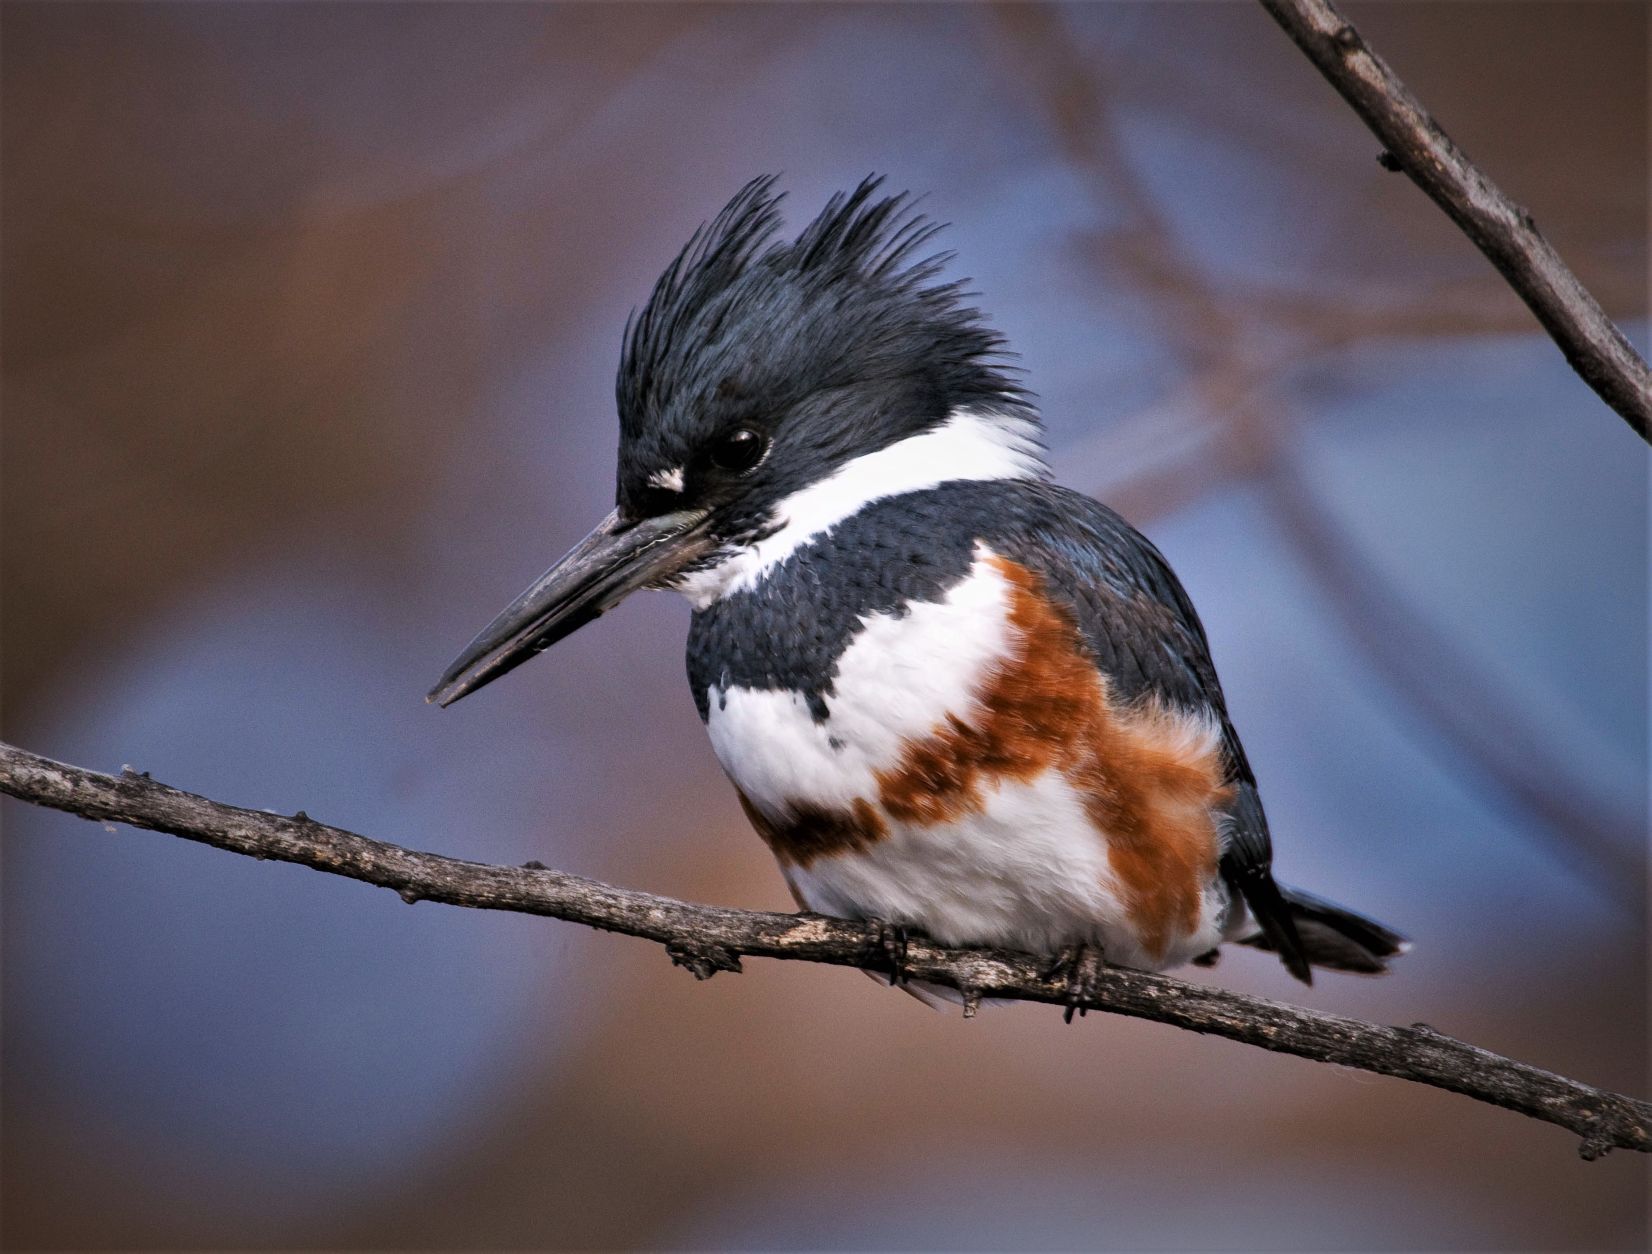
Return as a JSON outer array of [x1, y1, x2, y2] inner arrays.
[[616, 176, 1023, 430]]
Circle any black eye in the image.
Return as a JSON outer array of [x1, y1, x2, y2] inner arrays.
[[709, 428, 766, 473]]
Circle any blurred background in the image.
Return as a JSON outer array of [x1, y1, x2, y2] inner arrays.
[[2, 3, 1646, 1249]]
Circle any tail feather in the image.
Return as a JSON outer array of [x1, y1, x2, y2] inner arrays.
[[1238, 884, 1410, 976], [1230, 867, 1314, 984]]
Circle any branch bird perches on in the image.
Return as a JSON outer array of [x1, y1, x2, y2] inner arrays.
[[2, 740, 1646, 1161]]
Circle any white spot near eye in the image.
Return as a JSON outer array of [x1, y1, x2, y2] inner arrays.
[[647, 466, 686, 493]]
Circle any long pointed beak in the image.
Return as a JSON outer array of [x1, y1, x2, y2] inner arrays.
[[427, 507, 712, 707]]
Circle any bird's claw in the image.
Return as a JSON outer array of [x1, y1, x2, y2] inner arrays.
[[1043, 943, 1105, 1023], [863, 918, 912, 986]]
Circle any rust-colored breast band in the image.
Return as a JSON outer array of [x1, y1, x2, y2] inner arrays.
[[873, 556, 1230, 957]]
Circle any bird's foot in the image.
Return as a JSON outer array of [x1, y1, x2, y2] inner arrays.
[[1043, 943, 1106, 1023], [862, 917, 913, 986], [1190, 947, 1221, 968]]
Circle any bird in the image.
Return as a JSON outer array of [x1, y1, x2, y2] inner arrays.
[[428, 176, 1408, 1005]]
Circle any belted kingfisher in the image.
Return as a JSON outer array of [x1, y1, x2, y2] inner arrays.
[[429, 176, 1407, 995]]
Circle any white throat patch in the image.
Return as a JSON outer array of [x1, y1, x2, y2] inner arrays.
[[675, 406, 1045, 609]]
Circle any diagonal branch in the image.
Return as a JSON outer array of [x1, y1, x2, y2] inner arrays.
[[2, 739, 1646, 1160], [1257, 0, 1652, 440]]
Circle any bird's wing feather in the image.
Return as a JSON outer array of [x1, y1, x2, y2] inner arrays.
[[984, 486, 1227, 718]]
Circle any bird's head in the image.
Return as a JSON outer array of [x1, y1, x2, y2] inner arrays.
[[429, 175, 1039, 707]]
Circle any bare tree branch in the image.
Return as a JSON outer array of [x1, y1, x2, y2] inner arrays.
[[2, 739, 1646, 1160], [1257, 0, 1652, 440]]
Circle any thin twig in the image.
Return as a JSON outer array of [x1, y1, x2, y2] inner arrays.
[[2, 739, 1646, 1160], [1256, 0, 1651, 440]]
